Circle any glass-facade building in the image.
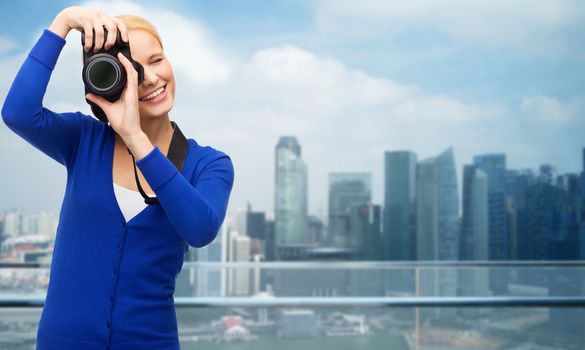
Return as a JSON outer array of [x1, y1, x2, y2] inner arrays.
[[328, 172, 372, 249], [274, 136, 309, 249], [383, 151, 417, 261]]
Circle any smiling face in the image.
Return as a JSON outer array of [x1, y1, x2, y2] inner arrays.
[[127, 29, 175, 119]]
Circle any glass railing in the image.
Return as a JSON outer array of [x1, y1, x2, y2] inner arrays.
[[1, 261, 584, 350]]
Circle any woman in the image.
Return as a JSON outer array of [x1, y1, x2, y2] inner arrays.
[[1, 6, 234, 350]]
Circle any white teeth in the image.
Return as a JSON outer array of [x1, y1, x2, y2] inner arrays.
[[140, 86, 165, 101]]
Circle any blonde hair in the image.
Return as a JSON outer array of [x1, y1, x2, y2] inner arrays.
[[79, 15, 163, 62], [114, 14, 163, 50]]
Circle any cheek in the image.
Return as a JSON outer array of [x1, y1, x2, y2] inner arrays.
[[164, 78, 176, 102]]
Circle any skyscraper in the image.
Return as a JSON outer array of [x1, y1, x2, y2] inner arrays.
[[580, 147, 585, 195], [416, 148, 459, 310], [506, 169, 534, 261], [473, 154, 508, 294], [274, 136, 309, 249], [349, 204, 382, 261], [328, 172, 372, 249], [348, 204, 384, 296], [234, 204, 267, 241], [416, 147, 459, 262], [473, 154, 507, 258], [458, 165, 489, 304], [383, 151, 417, 261], [227, 232, 251, 296], [460, 165, 489, 261]]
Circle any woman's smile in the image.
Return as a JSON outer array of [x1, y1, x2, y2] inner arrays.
[[139, 84, 167, 104]]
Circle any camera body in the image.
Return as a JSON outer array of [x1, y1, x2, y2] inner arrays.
[[82, 28, 144, 122]]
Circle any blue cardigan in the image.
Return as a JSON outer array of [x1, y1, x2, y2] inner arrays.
[[2, 29, 234, 350]]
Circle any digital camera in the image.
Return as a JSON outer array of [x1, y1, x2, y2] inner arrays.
[[82, 28, 144, 122]]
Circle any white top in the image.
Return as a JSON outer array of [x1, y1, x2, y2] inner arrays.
[[113, 182, 154, 222]]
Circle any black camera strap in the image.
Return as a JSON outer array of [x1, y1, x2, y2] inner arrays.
[[126, 121, 189, 205]]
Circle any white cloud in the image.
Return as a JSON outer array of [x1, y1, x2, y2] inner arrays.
[[0, 36, 18, 55], [1, 1, 583, 218], [521, 95, 585, 125], [310, 0, 585, 53]]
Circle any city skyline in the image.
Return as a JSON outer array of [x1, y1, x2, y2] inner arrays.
[[3, 145, 583, 259], [1, 142, 584, 222]]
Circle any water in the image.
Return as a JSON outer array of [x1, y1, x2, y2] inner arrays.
[[181, 333, 408, 350]]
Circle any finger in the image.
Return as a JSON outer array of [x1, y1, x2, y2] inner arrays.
[[111, 17, 129, 43], [117, 53, 139, 96], [99, 12, 117, 50], [102, 19, 118, 50], [83, 23, 93, 52], [93, 21, 105, 53], [85, 93, 112, 111], [118, 52, 136, 79]]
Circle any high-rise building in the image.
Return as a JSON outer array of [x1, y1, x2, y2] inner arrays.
[[349, 204, 382, 261], [233, 205, 267, 266], [539, 164, 556, 184], [308, 215, 325, 246], [328, 172, 371, 249], [458, 165, 489, 305], [506, 169, 534, 261], [227, 230, 251, 296], [473, 154, 508, 294], [582, 148, 585, 173], [274, 136, 309, 251], [460, 166, 489, 261], [473, 154, 508, 259], [416, 148, 459, 261], [547, 172, 585, 334], [416, 148, 459, 312], [2, 209, 24, 237], [383, 151, 417, 261], [264, 219, 275, 261], [347, 204, 384, 296], [234, 204, 267, 241], [581, 148, 585, 194], [524, 169, 578, 263]]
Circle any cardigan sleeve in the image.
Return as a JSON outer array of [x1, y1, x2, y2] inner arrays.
[[136, 146, 235, 248], [1, 29, 82, 167]]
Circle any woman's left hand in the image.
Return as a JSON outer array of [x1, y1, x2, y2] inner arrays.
[[85, 52, 142, 139]]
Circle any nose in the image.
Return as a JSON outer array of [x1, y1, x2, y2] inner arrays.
[[140, 66, 159, 88]]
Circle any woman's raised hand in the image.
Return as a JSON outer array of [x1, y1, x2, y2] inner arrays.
[[48, 7, 142, 139], [49, 6, 128, 52]]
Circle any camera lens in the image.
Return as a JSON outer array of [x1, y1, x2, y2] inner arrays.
[[86, 56, 121, 93]]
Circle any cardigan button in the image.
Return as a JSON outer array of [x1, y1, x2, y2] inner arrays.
[[113, 268, 118, 275], [106, 322, 111, 328], [117, 244, 122, 251]]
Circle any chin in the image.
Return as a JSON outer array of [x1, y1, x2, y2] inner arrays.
[[139, 101, 174, 119]]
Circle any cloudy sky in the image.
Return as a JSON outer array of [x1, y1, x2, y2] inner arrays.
[[1, 0, 584, 222]]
